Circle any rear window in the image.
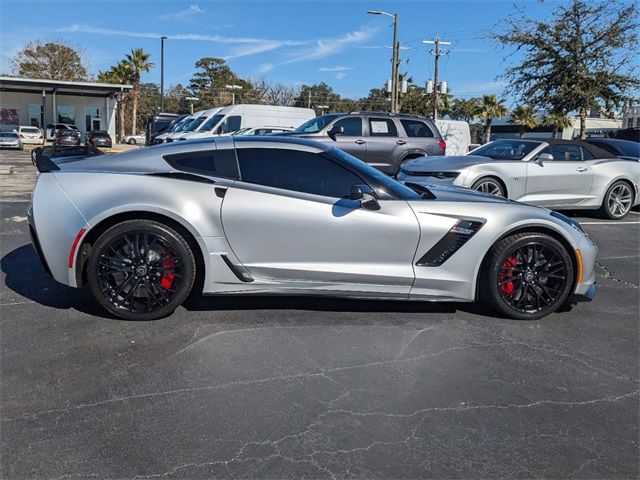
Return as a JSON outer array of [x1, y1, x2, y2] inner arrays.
[[400, 119, 434, 138], [163, 149, 239, 179], [22, 127, 40, 133]]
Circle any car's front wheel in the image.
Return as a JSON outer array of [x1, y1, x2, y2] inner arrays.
[[599, 180, 634, 220], [128, 138, 136, 145], [480, 232, 574, 320], [87, 220, 196, 320], [471, 177, 506, 197]]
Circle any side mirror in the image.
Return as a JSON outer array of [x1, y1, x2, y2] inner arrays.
[[327, 125, 344, 141], [350, 184, 380, 210], [535, 152, 554, 164]]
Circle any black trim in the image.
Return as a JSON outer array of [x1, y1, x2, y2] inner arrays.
[[416, 220, 484, 266], [214, 187, 227, 198], [29, 224, 52, 276], [147, 172, 217, 184], [34, 152, 60, 172], [221, 255, 253, 282]]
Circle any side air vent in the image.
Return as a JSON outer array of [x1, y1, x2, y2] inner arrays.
[[146, 172, 216, 184], [416, 220, 484, 267]]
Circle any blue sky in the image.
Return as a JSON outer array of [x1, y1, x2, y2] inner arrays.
[[1, 0, 637, 106]]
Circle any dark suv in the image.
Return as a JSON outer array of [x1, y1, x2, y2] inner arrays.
[[283, 112, 445, 175]]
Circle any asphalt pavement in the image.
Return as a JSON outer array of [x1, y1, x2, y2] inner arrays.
[[1, 149, 638, 479]]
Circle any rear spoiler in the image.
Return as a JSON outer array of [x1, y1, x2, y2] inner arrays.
[[31, 145, 105, 173]]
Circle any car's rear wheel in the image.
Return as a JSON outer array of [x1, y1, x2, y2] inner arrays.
[[128, 138, 136, 145], [480, 232, 574, 320], [87, 220, 196, 320], [471, 177, 506, 197], [599, 180, 634, 220]]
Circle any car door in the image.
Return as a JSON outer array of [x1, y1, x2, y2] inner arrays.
[[220, 145, 420, 295], [524, 144, 594, 206], [365, 117, 404, 175], [322, 116, 367, 161]]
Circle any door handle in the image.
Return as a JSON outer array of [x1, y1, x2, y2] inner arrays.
[[576, 167, 588, 172], [355, 139, 365, 145], [396, 140, 407, 145]]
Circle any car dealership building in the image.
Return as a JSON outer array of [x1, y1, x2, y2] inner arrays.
[[0, 76, 132, 138]]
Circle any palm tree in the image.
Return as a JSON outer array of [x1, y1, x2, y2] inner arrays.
[[478, 94, 508, 143], [509, 105, 538, 138], [542, 111, 572, 139], [125, 48, 154, 135], [98, 61, 132, 142]]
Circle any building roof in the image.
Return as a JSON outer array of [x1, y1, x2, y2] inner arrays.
[[0, 76, 133, 98]]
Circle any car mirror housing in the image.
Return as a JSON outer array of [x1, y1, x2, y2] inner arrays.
[[351, 184, 380, 210], [327, 125, 344, 141], [535, 152, 554, 164]]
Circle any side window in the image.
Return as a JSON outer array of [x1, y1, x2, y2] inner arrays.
[[163, 149, 239, 179], [400, 119, 434, 138], [332, 117, 363, 136], [217, 115, 242, 134], [580, 147, 594, 160], [368, 118, 398, 137], [550, 144, 583, 161], [237, 148, 364, 198]]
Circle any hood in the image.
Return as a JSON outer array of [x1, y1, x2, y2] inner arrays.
[[419, 183, 518, 204], [402, 155, 492, 172]]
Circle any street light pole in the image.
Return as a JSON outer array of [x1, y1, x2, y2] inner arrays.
[[367, 10, 400, 113], [225, 84, 243, 105], [160, 36, 167, 112]]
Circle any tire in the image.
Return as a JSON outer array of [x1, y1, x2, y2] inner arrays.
[[87, 219, 196, 320], [480, 232, 574, 320], [471, 176, 506, 197], [598, 180, 634, 220], [128, 138, 136, 145]]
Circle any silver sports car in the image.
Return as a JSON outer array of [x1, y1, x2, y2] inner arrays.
[[397, 139, 640, 219], [29, 136, 597, 321]]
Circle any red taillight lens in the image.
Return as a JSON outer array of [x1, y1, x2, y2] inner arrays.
[[439, 139, 446, 151]]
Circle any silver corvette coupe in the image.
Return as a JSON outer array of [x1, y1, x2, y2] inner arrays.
[[29, 136, 597, 321], [397, 139, 640, 219]]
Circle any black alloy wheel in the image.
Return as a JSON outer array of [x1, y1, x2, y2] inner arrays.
[[87, 220, 196, 320], [481, 232, 574, 320]]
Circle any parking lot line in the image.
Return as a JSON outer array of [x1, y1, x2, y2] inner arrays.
[[579, 221, 640, 225]]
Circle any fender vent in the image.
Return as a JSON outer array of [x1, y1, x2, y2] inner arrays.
[[416, 220, 484, 267]]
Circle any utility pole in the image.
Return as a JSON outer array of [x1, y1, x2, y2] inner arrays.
[[308, 90, 311, 109], [423, 35, 450, 120], [160, 36, 167, 112], [368, 10, 400, 113]]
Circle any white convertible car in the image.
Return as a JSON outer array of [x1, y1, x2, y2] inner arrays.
[[397, 139, 640, 219]]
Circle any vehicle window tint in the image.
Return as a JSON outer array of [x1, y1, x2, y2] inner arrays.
[[550, 144, 583, 161], [368, 118, 398, 137], [237, 148, 363, 198], [587, 141, 618, 156], [163, 149, 239, 179], [400, 119, 434, 138], [332, 117, 362, 136], [580, 147, 594, 160]]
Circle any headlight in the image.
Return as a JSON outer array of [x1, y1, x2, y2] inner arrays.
[[550, 211, 585, 234]]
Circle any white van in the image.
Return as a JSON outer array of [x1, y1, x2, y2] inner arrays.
[[163, 110, 207, 143], [154, 115, 193, 144], [174, 107, 223, 140], [181, 105, 315, 140], [435, 120, 471, 156]]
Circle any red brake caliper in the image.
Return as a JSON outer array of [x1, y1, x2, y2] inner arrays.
[[161, 255, 175, 290], [499, 256, 517, 295]]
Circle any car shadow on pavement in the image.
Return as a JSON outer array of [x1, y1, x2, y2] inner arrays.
[[2, 243, 491, 319], [1, 244, 110, 318]]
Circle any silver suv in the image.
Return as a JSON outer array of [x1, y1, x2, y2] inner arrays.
[[283, 112, 446, 175]]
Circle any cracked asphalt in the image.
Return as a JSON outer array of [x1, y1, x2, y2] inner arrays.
[[1, 149, 639, 479]]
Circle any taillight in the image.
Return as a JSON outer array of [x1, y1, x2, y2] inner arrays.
[[438, 139, 446, 151]]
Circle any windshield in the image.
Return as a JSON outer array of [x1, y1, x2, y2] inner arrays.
[[200, 114, 225, 132], [328, 147, 422, 200], [471, 139, 541, 160], [1, 132, 18, 138], [183, 116, 205, 132], [294, 114, 340, 133], [168, 119, 186, 132]]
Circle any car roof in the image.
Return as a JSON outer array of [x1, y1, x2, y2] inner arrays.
[[543, 138, 614, 159], [232, 135, 332, 151]]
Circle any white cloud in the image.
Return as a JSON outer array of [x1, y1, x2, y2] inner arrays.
[[318, 66, 351, 72], [157, 4, 204, 20], [224, 43, 285, 60], [257, 64, 275, 73], [335, 72, 348, 80]]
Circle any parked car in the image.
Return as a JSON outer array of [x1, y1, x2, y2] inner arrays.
[[233, 126, 294, 136], [153, 115, 190, 144], [397, 139, 640, 219], [281, 112, 446, 175], [85, 130, 113, 148], [583, 138, 639, 160], [15, 126, 45, 145], [45, 123, 78, 141], [122, 133, 146, 145], [54, 129, 81, 146], [145, 113, 181, 145], [29, 136, 596, 321], [0, 131, 22, 149], [179, 105, 315, 140]]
